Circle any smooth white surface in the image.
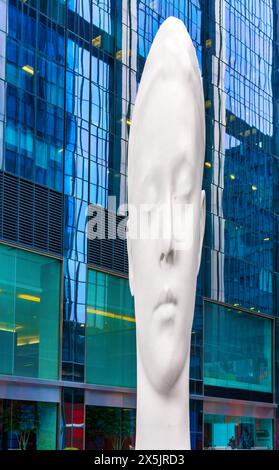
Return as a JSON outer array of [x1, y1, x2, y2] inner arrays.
[[127, 16, 206, 450]]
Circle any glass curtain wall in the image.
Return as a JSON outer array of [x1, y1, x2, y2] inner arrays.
[[0, 243, 61, 379], [204, 301, 273, 393], [86, 269, 136, 388], [4, 0, 65, 191]]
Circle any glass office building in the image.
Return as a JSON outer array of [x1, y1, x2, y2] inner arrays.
[[0, 0, 278, 450]]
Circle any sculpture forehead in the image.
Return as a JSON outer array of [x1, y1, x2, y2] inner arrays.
[[128, 17, 204, 195], [142, 16, 199, 82], [131, 78, 199, 168]]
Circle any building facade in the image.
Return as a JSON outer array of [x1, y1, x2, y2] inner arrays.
[[0, 0, 278, 450]]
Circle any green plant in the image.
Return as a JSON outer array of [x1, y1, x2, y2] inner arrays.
[[86, 407, 135, 450], [3, 401, 39, 450]]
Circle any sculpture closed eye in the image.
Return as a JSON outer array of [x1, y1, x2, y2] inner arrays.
[[127, 16, 206, 450]]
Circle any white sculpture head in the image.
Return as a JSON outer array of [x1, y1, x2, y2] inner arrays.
[[127, 17, 205, 395]]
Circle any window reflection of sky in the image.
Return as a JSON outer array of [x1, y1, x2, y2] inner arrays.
[[225, 0, 273, 136]]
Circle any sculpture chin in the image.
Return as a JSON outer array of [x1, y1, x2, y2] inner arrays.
[[138, 310, 189, 395]]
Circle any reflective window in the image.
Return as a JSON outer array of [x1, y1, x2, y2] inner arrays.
[[3, 3, 64, 191], [0, 399, 57, 450], [204, 414, 273, 450], [0, 243, 61, 379], [201, 0, 277, 320], [60, 388, 84, 450], [204, 302, 273, 393], [86, 269, 136, 388], [85, 406, 136, 450], [190, 399, 203, 450]]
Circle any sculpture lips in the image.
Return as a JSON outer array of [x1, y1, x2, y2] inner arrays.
[[155, 289, 177, 310]]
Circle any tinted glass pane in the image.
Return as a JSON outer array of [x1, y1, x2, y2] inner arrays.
[[0, 244, 61, 379], [37, 402, 57, 450], [4, 3, 64, 192], [86, 269, 136, 388], [204, 414, 273, 450], [61, 388, 84, 450], [204, 302, 272, 393], [0, 399, 57, 450], [85, 405, 136, 450]]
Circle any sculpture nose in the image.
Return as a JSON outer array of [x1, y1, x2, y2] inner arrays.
[[160, 246, 174, 264], [160, 200, 175, 265]]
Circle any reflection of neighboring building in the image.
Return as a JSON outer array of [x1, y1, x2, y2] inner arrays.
[[0, 0, 278, 450], [201, 0, 278, 450], [222, 137, 274, 313]]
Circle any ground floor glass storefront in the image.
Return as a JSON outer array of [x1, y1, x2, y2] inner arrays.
[[84, 400, 202, 450], [0, 399, 57, 450], [204, 414, 273, 450], [85, 406, 136, 450], [0, 398, 275, 450]]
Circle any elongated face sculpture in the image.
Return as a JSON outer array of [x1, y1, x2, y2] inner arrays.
[[127, 17, 205, 396]]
